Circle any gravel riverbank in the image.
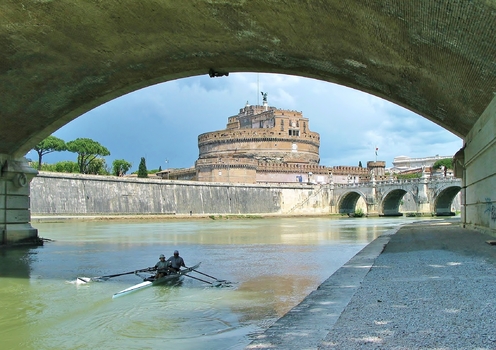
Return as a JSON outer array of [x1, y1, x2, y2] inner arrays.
[[248, 221, 496, 349]]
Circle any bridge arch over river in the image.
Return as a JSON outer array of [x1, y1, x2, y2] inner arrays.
[[335, 177, 462, 217], [0, 1, 495, 243]]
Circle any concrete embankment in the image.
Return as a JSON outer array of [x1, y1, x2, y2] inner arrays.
[[247, 220, 496, 349], [30, 172, 332, 217]]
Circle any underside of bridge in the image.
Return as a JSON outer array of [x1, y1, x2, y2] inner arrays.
[[435, 186, 462, 216], [382, 189, 408, 217], [338, 192, 362, 215], [1, 1, 495, 243]]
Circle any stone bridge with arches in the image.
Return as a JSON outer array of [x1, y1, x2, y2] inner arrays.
[[331, 176, 462, 217]]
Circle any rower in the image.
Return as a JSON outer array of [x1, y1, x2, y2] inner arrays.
[[154, 254, 171, 279], [167, 250, 186, 272]]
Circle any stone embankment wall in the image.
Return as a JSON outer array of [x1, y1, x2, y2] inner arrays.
[[30, 172, 331, 216]]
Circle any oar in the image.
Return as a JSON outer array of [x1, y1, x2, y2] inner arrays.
[[77, 267, 154, 283], [183, 274, 222, 287], [191, 269, 229, 283]]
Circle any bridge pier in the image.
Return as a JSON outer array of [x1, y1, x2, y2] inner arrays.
[[459, 96, 496, 235], [0, 155, 39, 245], [417, 171, 432, 214]]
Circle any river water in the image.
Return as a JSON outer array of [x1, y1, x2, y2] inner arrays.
[[0, 216, 438, 349]]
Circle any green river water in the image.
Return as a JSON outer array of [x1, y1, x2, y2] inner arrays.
[[0, 216, 438, 349]]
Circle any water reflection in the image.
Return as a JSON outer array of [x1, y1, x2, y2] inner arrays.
[[0, 216, 438, 349]]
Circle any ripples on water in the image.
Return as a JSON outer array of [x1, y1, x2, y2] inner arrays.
[[0, 216, 441, 349]]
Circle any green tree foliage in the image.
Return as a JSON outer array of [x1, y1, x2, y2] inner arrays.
[[137, 157, 148, 178], [86, 158, 110, 175], [30, 160, 79, 173], [112, 159, 132, 176], [33, 135, 67, 170], [54, 161, 79, 173], [396, 172, 422, 180], [66, 138, 110, 174], [432, 158, 453, 169]]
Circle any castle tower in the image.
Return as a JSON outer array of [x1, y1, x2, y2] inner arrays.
[[196, 103, 321, 183]]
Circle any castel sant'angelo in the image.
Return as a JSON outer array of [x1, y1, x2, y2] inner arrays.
[[179, 94, 385, 185]]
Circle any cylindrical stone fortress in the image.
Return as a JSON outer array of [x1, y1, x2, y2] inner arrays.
[[196, 102, 321, 183]]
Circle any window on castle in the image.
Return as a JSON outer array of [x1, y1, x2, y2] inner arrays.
[[280, 120, 284, 131], [289, 130, 300, 136], [303, 122, 306, 133]]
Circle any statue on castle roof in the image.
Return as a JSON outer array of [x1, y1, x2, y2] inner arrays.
[[261, 91, 267, 103]]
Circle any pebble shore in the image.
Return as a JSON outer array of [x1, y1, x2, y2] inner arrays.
[[248, 221, 496, 349]]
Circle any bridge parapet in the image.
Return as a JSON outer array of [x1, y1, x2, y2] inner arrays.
[[336, 176, 461, 189]]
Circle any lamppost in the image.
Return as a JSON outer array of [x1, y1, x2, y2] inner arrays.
[[165, 159, 169, 179]]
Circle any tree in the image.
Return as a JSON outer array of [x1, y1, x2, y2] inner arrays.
[[433, 158, 453, 177], [87, 158, 110, 175], [137, 157, 148, 178], [432, 158, 453, 170], [358, 161, 363, 168], [33, 135, 67, 170], [54, 161, 79, 173], [112, 159, 132, 176], [66, 138, 110, 174]]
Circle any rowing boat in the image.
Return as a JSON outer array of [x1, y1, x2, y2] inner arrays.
[[112, 262, 201, 299]]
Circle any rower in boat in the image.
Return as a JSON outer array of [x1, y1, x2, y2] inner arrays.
[[112, 262, 202, 298], [167, 250, 186, 272], [154, 254, 172, 279]]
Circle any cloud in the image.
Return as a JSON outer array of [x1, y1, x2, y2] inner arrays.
[[38, 73, 462, 172]]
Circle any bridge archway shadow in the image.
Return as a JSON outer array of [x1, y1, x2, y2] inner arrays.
[[381, 189, 407, 216], [338, 191, 367, 216], [434, 185, 461, 216]]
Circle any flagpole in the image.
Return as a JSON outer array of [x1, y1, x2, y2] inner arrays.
[[257, 73, 260, 105]]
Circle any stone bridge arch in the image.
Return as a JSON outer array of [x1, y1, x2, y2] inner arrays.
[[1, 1, 495, 157], [1, 1, 495, 242], [337, 190, 368, 215], [380, 188, 408, 216], [432, 185, 462, 216]]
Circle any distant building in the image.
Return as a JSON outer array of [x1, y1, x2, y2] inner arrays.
[[390, 155, 452, 173]]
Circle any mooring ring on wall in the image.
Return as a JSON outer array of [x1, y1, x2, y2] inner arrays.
[[13, 173, 28, 188]]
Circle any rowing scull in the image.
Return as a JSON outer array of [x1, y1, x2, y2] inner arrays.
[[111, 262, 201, 299]]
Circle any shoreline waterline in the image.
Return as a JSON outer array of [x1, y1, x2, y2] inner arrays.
[[31, 212, 347, 223], [30, 212, 440, 223]]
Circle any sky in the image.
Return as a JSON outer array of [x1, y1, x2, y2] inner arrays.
[[32, 73, 463, 173]]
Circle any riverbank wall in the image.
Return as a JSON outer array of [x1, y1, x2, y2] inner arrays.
[[30, 172, 332, 217]]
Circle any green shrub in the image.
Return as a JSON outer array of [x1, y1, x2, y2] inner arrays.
[[354, 208, 365, 217]]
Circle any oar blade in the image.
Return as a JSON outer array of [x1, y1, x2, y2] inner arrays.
[[76, 277, 91, 284], [75, 267, 153, 284]]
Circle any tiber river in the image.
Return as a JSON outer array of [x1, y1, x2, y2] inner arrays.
[[0, 216, 442, 349]]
